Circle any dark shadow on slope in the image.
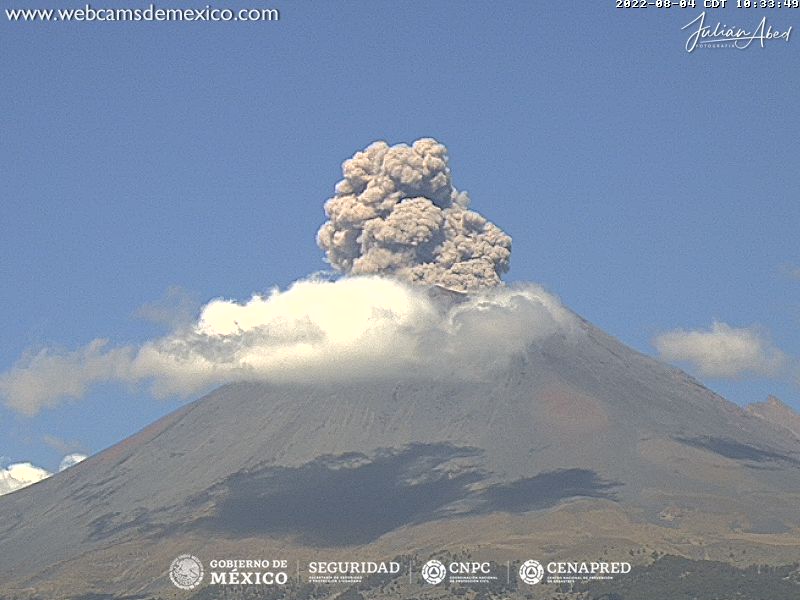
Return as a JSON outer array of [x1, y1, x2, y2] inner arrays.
[[189, 444, 620, 546], [674, 436, 800, 465], [86, 507, 158, 541], [193, 443, 485, 545], [478, 468, 620, 512]]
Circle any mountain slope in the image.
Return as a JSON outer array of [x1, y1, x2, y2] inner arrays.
[[747, 395, 800, 440]]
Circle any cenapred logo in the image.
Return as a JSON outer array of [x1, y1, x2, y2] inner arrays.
[[421, 559, 447, 585], [519, 559, 544, 585], [169, 554, 204, 590]]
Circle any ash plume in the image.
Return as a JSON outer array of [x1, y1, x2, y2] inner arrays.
[[1, 139, 538, 415], [317, 138, 511, 291]]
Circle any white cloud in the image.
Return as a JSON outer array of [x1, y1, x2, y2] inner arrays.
[[653, 321, 786, 378], [0, 462, 51, 496], [0, 277, 577, 415], [0, 453, 90, 496], [0, 340, 134, 416], [58, 453, 87, 471]]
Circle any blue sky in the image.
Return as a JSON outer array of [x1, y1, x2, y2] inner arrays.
[[1, 1, 798, 472]]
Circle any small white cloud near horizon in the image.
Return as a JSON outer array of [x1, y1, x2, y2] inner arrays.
[[59, 453, 87, 472], [0, 453, 90, 497], [654, 321, 787, 379], [0, 462, 51, 496]]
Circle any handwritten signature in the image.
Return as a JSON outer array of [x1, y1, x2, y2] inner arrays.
[[682, 11, 792, 53]]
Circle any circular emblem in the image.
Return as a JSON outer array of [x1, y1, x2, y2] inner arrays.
[[421, 559, 447, 585], [169, 554, 204, 590], [519, 559, 544, 585]]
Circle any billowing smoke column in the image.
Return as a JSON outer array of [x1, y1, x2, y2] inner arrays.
[[317, 138, 512, 292]]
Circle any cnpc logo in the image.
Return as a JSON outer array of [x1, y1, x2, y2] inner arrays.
[[421, 559, 492, 584]]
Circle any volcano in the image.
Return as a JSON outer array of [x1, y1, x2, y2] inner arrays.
[[1, 303, 799, 599]]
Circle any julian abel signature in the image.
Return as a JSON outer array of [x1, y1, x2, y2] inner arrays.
[[682, 11, 792, 53]]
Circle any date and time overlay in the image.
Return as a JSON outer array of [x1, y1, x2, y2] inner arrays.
[[617, 0, 795, 52]]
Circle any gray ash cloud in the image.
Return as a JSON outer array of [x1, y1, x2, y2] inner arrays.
[[317, 138, 511, 292]]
